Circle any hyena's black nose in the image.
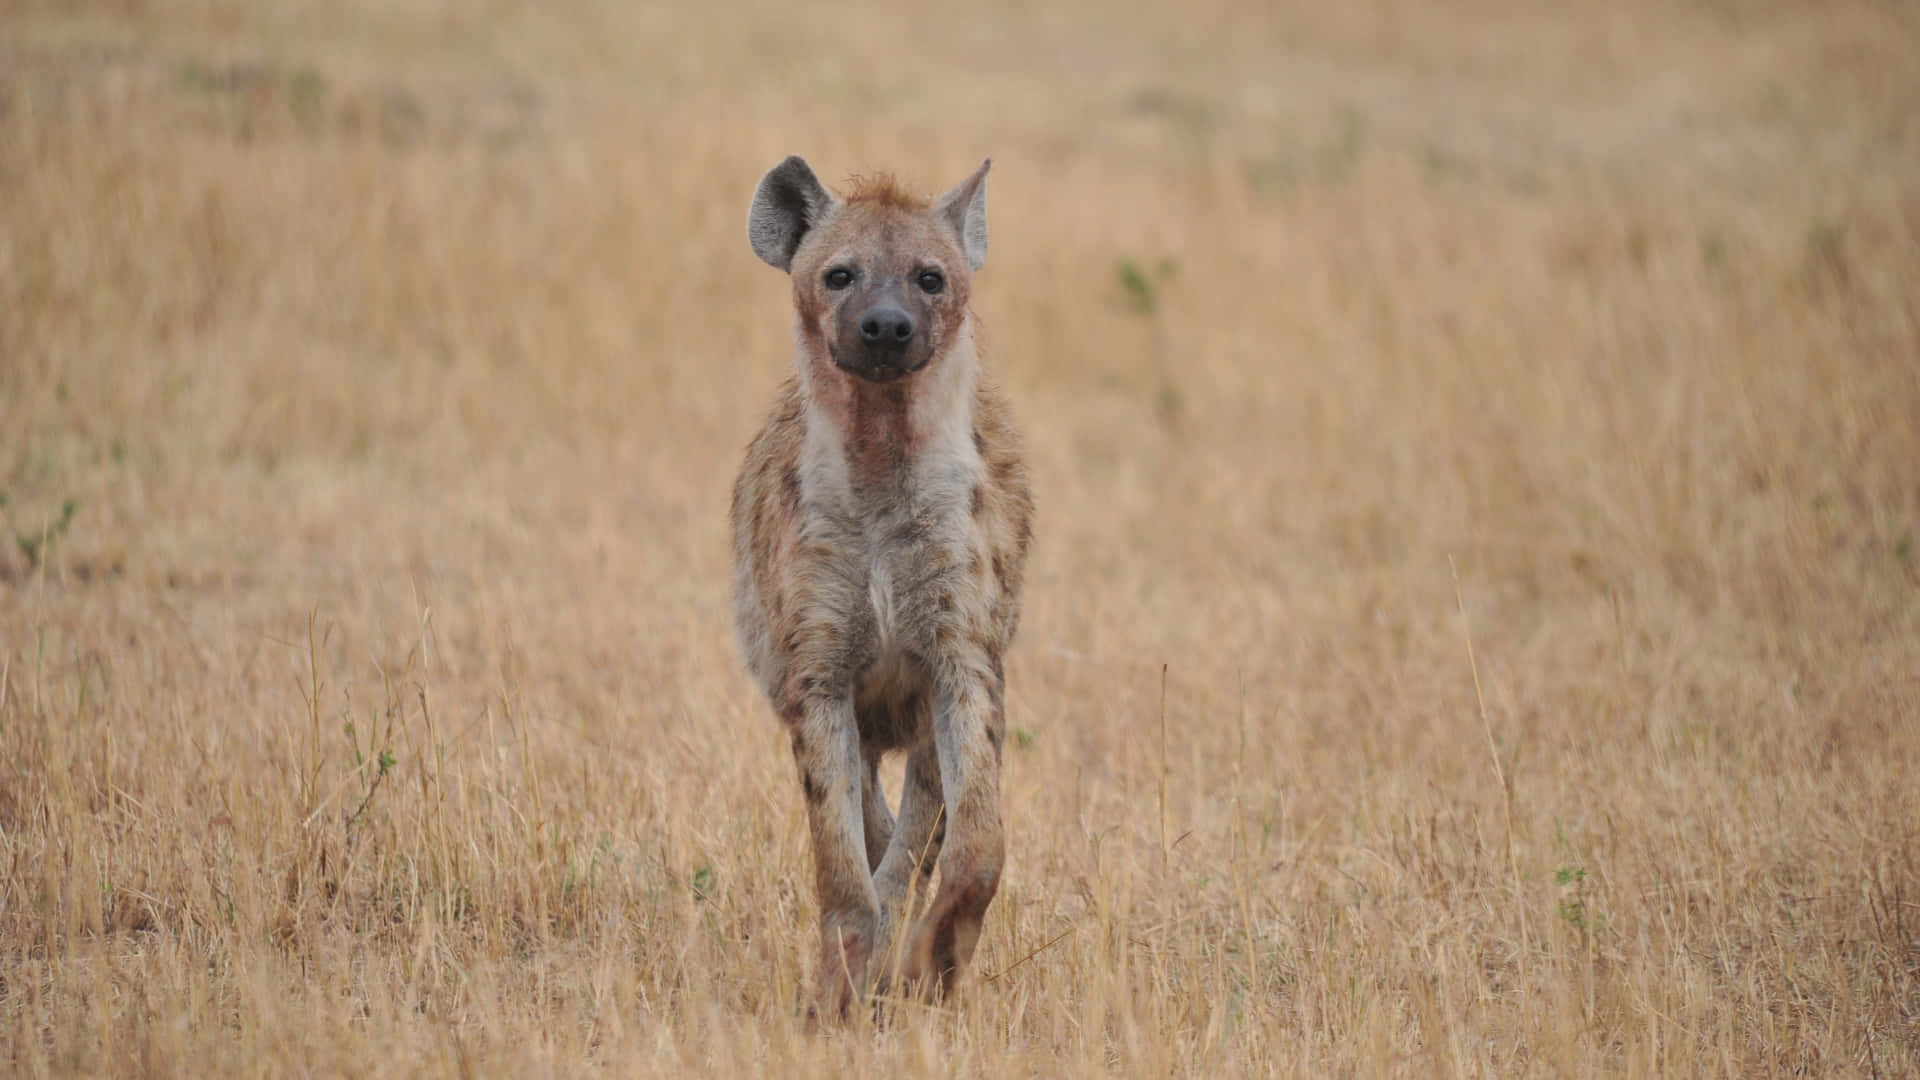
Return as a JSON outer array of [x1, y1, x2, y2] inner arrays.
[[858, 307, 915, 347]]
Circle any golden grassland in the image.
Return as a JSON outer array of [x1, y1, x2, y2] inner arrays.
[[3, 1, 1918, 1074]]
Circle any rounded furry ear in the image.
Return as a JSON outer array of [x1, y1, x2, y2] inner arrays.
[[935, 158, 991, 272], [749, 156, 836, 272]]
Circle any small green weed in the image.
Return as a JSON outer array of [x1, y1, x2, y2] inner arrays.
[[1, 495, 79, 570]]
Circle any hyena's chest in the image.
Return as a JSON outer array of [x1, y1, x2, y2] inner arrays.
[[801, 494, 975, 704]]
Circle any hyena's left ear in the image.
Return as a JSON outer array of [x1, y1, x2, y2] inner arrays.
[[749, 156, 837, 272], [936, 158, 991, 272]]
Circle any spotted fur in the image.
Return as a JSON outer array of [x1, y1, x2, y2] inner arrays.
[[732, 156, 1032, 1022]]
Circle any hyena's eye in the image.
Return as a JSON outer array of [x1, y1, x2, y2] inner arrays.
[[824, 267, 855, 290], [916, 269, 945, 294]]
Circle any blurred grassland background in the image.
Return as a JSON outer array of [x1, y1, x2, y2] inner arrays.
[[2, 0, 1918, 1075]]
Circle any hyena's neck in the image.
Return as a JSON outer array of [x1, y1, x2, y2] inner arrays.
[[799, 324, 982, 510]]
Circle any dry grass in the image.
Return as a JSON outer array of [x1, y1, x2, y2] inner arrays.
[[4, 0, 1919, 1074]]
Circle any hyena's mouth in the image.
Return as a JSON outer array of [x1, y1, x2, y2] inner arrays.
[[856, 362, 913, 383], [830, 346, 925, 384]]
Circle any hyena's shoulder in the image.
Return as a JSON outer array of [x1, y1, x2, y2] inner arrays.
[[732, 377, 806, 539], [971, 378, 1034, 641], [731, 378, 807, 682]]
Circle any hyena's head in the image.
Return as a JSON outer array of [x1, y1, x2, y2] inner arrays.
[[748, 156, 989, 385]]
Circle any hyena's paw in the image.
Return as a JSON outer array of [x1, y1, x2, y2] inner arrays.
[[804, 927, 872, 1031]]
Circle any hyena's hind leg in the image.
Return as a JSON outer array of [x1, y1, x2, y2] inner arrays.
[[860, 755, 894, 872], [872, 743, 946, 988]]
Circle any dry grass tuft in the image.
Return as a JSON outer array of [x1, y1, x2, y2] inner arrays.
[[3, 1, 1918, 1075]]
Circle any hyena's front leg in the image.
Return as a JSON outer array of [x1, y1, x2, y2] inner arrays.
[[908, 655, 1006, 995], [784, 691, 880, 1023]]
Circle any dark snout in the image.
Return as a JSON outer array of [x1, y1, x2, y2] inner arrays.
[[836, 303, 931, 383], [860, 307, 914, 347]]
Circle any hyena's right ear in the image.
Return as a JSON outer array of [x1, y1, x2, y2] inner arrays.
[[749, 156, 836, 272]]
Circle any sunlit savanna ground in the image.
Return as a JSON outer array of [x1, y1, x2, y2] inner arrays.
[[3, 1, 1918, 1074]]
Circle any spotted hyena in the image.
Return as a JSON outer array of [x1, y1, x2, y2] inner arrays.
[[730, 155, 1033, 1021]]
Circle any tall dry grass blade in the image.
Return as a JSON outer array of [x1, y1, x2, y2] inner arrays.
[[1450, 554, 1530, 980]]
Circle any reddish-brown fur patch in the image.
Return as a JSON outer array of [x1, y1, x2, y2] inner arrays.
[[844, 172, 928, 210]]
